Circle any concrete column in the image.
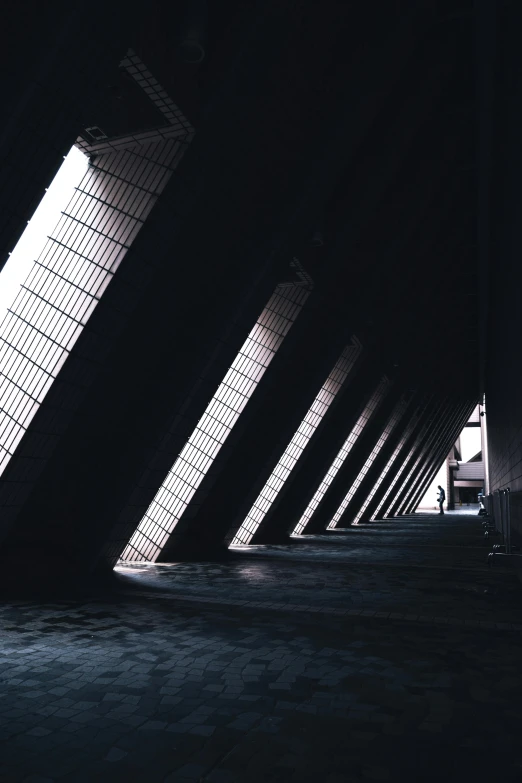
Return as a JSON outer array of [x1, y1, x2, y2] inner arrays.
[[401, 402, 472, 514], [331, 391, 424, 528], [249, 351, 388, 545], [393, 403, 460, 514], [406, 402, 475, 513], [398, 401, 471, 514], [383, 397, 454, 517], [0, 1, 440, 587], [390, 401, 463, 516], [352, 395, 439, 523], [152, 0, 473, 561], [156, 284, 358, 560], [301, 381, 409, 534], [407, 439, 455, 513], [0, 6, 378, 584]]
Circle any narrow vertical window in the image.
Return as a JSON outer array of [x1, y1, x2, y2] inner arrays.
[[292, 375, 390, 536], [231, 337, 362, 546], [0, 148, 88, 475], [120, 280, 312, 563], [0, 139, 181, 477], [327, 394, 409, 528], [352, 410, 421, 524], [378, 428, 434, 517], [370, 408, 428, 520]]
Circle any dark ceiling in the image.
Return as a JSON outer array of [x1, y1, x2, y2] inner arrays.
[[3, 0, 479, 400]]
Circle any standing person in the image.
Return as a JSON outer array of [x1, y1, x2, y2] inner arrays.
[[437, 485, 446, 515]]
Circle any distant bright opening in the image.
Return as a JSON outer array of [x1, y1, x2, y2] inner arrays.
[[418, 404, 485, 510]]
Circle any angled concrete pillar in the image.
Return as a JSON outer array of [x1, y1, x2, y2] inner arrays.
[[386, 399, 459, 517], [350, 395, 438, 523], [3, 3, 405, 586], [153, 285, 359, 560], [379, 396, 453, 518], [401, 413, 461, 513], [301, 381, 409, 534], [330, 391, 424, 528], [247, 351, 388, 545], [0, 2, 479, 590], [406, 401, 476, 513], [398, 400, 471, 514], [149, 0, 475, 561], [394, 400, 469, 515], [102, 1, 447, 566], [403, 404, 471, 513]]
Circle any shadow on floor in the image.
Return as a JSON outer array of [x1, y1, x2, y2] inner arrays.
[[1, 513, 521, 782]]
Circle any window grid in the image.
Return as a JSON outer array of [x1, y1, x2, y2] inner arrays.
[[230, 337, 363, 546], [327, 395, 409, 529], [292, 375, 391, 536], [396, 411, 461, 515], [120, 50, 194, 135], [120, 282, 312, 563], [351, 411, 422, 525], [370, 406, 434, 520], [377, 414, 443, 518], [75, 50, 194, 157], [0, 139, 181, 477]]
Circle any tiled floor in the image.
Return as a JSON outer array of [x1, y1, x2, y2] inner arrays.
[[1, 512, 522, 782]]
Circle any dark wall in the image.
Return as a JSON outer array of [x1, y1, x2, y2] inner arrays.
[[0, 1, 131, 272], [1, 0, 423, 584], [482, 2, 522, 542]]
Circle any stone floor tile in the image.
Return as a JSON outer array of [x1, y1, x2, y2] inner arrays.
[[0, 513, 521, 782]]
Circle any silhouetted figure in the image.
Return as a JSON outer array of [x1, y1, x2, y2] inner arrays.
[[437, 485, 446, 515]]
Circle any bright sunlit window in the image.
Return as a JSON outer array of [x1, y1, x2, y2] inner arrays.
[[230, 338, 363, 546], [0, 147, 88, 321], [292, 375, 391, 535], [326, 394, 409, 528], [120, 281, 312, 563], [353, 406, 423, 524], [0, 147, 89, 475], [375, 409, 435, 518]]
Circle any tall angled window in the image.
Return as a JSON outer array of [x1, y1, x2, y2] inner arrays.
[[230, 337, 363, 546], [352, 406, 423, 524], [0, 138, 182, 477], [378, 421, 437, 518], [371, 405, 434, 520], [0, 148, 88, 474], [292, 375, 391, 536], [120, 280, 312, 563], [326, 394, 410, 529]]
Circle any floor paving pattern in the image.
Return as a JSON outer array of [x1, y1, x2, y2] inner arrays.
[[1, 512, 521, 782]]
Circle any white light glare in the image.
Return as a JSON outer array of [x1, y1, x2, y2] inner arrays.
[[0, 147, 88, 321]]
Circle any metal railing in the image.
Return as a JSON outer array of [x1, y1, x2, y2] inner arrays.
[[482, 492, 499, 540], [486, 488, 520, 566]]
